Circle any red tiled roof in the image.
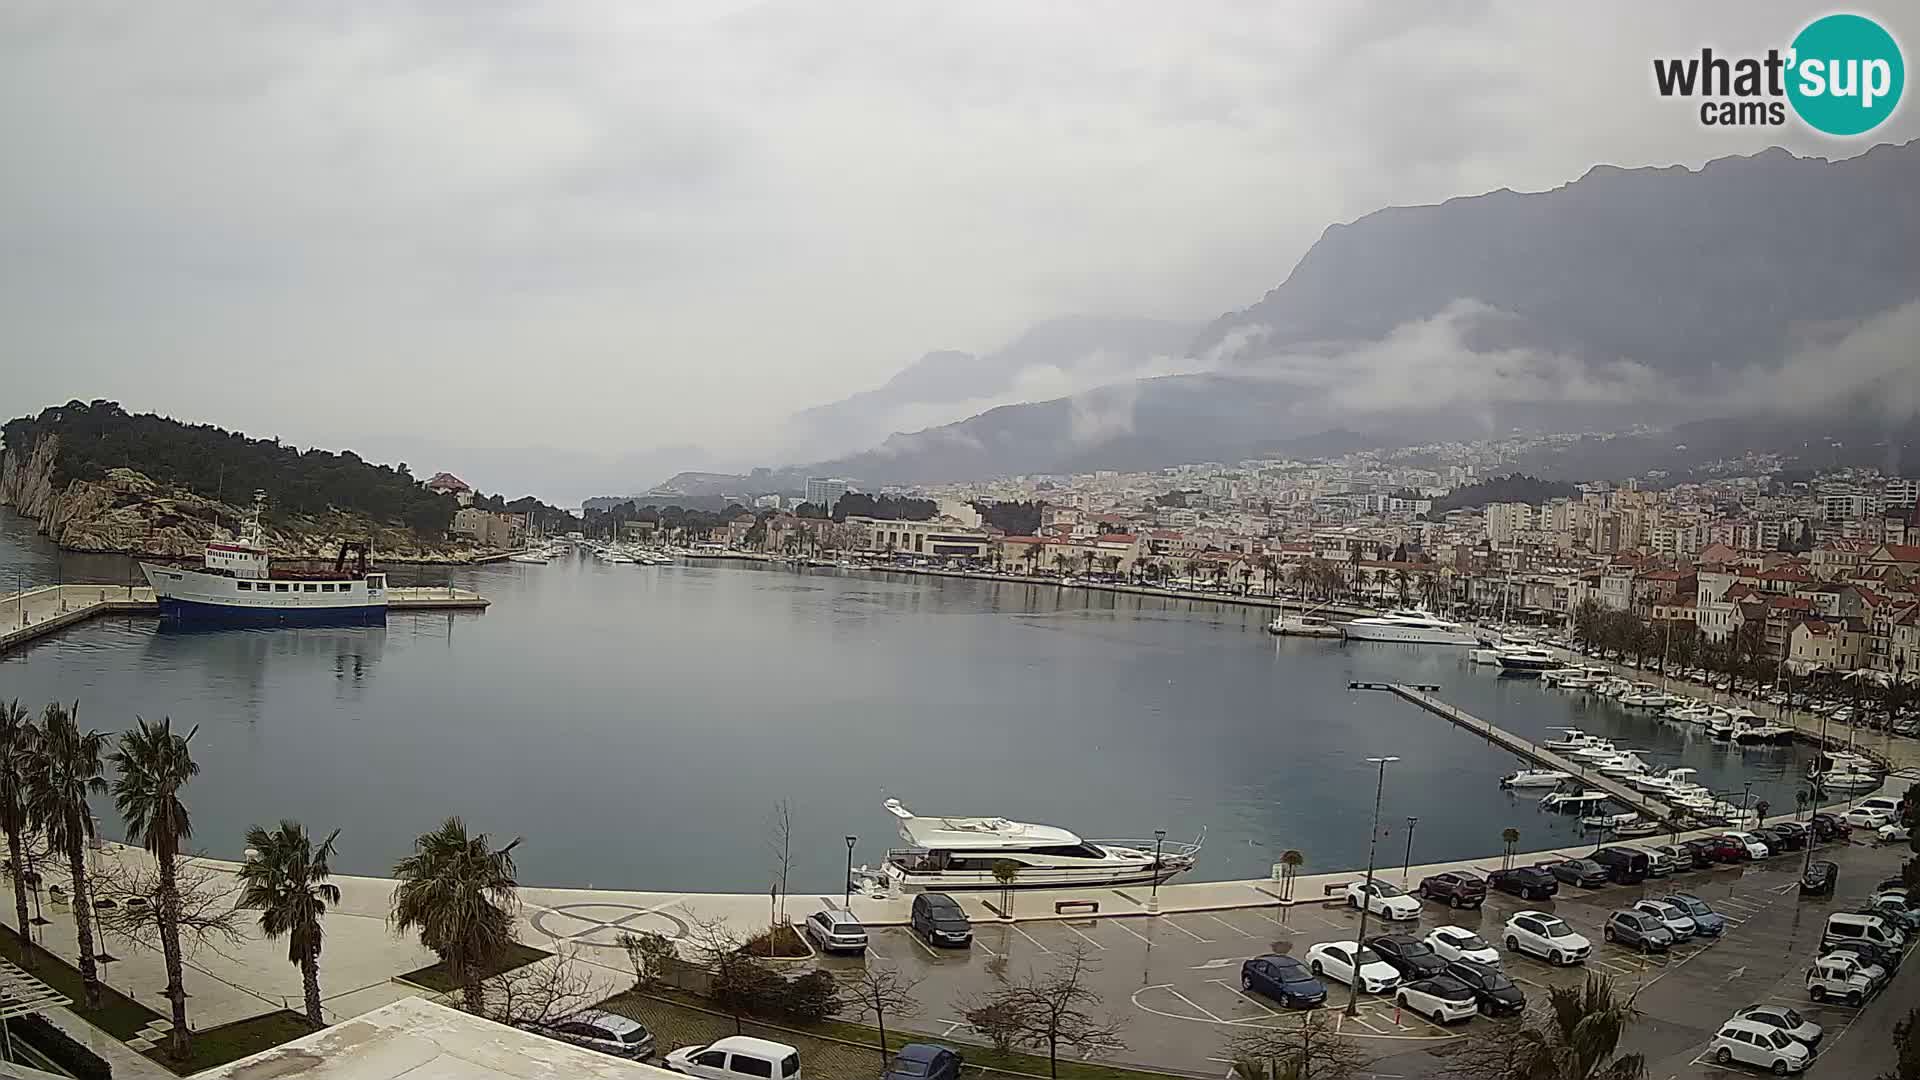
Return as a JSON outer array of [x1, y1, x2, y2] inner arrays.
[[1881, 544, 1920, 563], [1767, 595, 1814, 612], [1096, 534, 1137, 544]]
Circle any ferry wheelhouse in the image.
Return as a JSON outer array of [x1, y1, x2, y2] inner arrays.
[[139, 497, 388, 625]]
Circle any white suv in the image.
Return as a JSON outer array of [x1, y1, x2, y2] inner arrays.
[[1708, 1018, 1810, 1075], [1503, 911, 1591, 966]]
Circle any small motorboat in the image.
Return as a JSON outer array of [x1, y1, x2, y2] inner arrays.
[[1501, 768, 1574, 789], [1618, 684, 1670, 708], [1665, 704, 1718, 725], [1495, 647, 1561, 674], [1615, 819, 1662, 838], [1567, 740, 1621, 762], [1267, 606, 1344, 638], [1541, 791, 1611, 813], [1582, 810, 1639, 829], [1544, 728, 1597, 752]]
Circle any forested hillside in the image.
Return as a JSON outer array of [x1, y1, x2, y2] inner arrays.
[[3, 400, 456, 533]]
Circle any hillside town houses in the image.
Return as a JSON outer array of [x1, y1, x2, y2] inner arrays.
[[620, 434, 1920, 682]]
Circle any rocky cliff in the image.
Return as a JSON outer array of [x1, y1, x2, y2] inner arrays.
[[1, 435, 481, 563]]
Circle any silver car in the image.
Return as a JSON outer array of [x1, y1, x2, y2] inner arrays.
[[529, 1009, 655, 1059], [803, 909, 869, 954]]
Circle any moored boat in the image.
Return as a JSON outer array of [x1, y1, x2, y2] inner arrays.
[[139, 495, 388, 626], [1337, 609, 1480, 646], [1501, 768, 1573, 789], [861, 799, 1201, 892]]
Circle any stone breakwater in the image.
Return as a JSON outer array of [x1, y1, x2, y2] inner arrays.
[[0, 438, 482, 563]]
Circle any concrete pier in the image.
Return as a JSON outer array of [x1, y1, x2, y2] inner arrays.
[[0, 583, 488, 656], [1384, 682, 1682, 824]]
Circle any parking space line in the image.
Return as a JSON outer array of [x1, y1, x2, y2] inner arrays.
[[1109, 919, 1154, 945], [973, 936, 1004, 959], [1199, 912, 1257, 938], [1345, 1013, 1387, 1035], [1060, 921, 1108, 950], [904, 929, 941, 960], [1005, 923, 1053, 954], [1206, 978, 1278, 1017], [1161, 917, 1213, 943], [1160, 986, 1226, 1023]]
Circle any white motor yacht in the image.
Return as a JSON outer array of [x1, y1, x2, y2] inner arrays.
[[1267, 605, 1343, 638], [1665, 703, 1717, 725], [1617, 684, 1670, 708], [1630, 766, 1697, 796], [1567, 740, 1620, 762], [1500, 768, 1573, 789], [1582, 810, 1639, 829], [1544, 728, 1598, 752], [1337, 609, 1480, 646], [1467, 646, 1505, 666], [1597, 751, 1652, 779], [1541, 791, 1611, 813], [1495, 646, 1561, 674], [863, 799, 1201, 892]]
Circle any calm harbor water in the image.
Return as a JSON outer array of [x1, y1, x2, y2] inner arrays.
[[1, 509, 1821, 893]]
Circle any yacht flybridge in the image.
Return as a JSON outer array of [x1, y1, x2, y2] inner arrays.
[[863, 799, 1201, 892]]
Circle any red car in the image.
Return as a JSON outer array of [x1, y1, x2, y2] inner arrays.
[[1703, 836, 1749, 862]]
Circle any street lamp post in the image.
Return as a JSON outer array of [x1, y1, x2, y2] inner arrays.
[[1347, 755, 1400, 1017], [1401, 817, 1419, 886], [843, 836, 857, 912], [1149, 829, 1167, 914]]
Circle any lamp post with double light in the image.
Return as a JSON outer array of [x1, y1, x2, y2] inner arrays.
[[843, 836, 857, 911], [1347, 755, 1399, 1017]]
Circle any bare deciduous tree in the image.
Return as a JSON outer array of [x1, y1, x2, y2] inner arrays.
[[843, 962, 921, 1067], [1223, 1011, 1368, 1080], [960, 943, 1125, 1078], [90, 853, 244, 957], [765, 800, 794, 927], [481, 946, 602, 1027]]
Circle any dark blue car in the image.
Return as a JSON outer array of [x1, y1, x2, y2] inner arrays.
[[885, 1043, 964, 1080], [1241, 954, 1328, 1008]]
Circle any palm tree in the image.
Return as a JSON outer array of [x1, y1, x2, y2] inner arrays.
[[391, 817, 522, 1014], [1052, 552, 1075, 577], [109, 716, 200, 1058], [237, 821, 341, 1027], [0, 701, 37, 969], [1023, 544, 1044, 575], [1278, 849, 1304, 901], [1394, 567, 1411, 604], [1080, 551, 1097, 577], [23, 702, 109, 1009], [1508, 974, 1645, 1079], [1502, 828, 1521, 870]]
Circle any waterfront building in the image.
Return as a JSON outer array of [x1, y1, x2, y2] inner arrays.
[[805, 476, 851, 511], [852, 515, 994, 560]]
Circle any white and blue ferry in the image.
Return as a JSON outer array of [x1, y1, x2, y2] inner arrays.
[[140, 498, 388, 625]]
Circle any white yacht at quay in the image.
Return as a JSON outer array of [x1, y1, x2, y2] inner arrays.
[[861, 799, 1201, 892], [1338, 608, 1480, 646]]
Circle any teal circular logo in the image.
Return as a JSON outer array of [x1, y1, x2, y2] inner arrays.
[[1788, 14, 1904, 135]]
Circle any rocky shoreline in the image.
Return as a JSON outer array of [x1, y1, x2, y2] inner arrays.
[[1, 437, 494, 564]]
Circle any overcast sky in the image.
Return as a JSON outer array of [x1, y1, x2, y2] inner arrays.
[[2, 2, 1914, 492]]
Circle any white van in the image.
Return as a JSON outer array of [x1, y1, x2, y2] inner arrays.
[[666, 1036, 802, 1079], [1857, 795, 1903, 817], [1822, 912, 1905, 952]]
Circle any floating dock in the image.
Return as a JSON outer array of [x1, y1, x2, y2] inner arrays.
[[1379, 682, 1681, 825], [0, 583, 488, 656]]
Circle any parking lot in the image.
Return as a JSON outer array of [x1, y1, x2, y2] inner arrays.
[[812, 835, 1915, 1076]]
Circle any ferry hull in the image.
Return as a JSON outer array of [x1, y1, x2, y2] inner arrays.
[[155, 596, 387, 626]]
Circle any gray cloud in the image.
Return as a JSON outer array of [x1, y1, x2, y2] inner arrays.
[[1, 1, 1915, 497]]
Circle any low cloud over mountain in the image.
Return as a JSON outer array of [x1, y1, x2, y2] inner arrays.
[[794, 141, 1920, 485]]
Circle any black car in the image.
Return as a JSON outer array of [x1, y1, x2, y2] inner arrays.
[[1488, 865, 1560, 900], [1240, 954, 1328, 1008], [1547, 858, 1610, 888], [1801, 860, 1839, 896], [1444, 959, 1526, 1017], [1366, 934, 1448, 981], [1825, 937, 1902, 974], [1677, 838, 1722, 867], [1758, 825, 1805, 852], [1810, 812, 1850, 840], [910, 893, 972, 948], [1773, 822, 1811, 850], [1417, 870, 1488, 909], [885, 1043, 964, 1080]]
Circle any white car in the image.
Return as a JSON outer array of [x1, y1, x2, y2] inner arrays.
[[1880, 822, 1911, 843], [1725, 832, 1771, 859], [1396, 976, 1478, 1024], [1304, 941, 1401, 994], [1708, 1018, 1810, 1075], [1631, 898, 1699, 939], [1424, 926, 1501, 966], [1844, 806, 1892, 829], [1807, 955, 1877, 1005], [1345, 880, 1422, 920], [666, 1036, 802, 1078], [1732, 1004, 1823, 1048], [1503, 911, 1591, 966]]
